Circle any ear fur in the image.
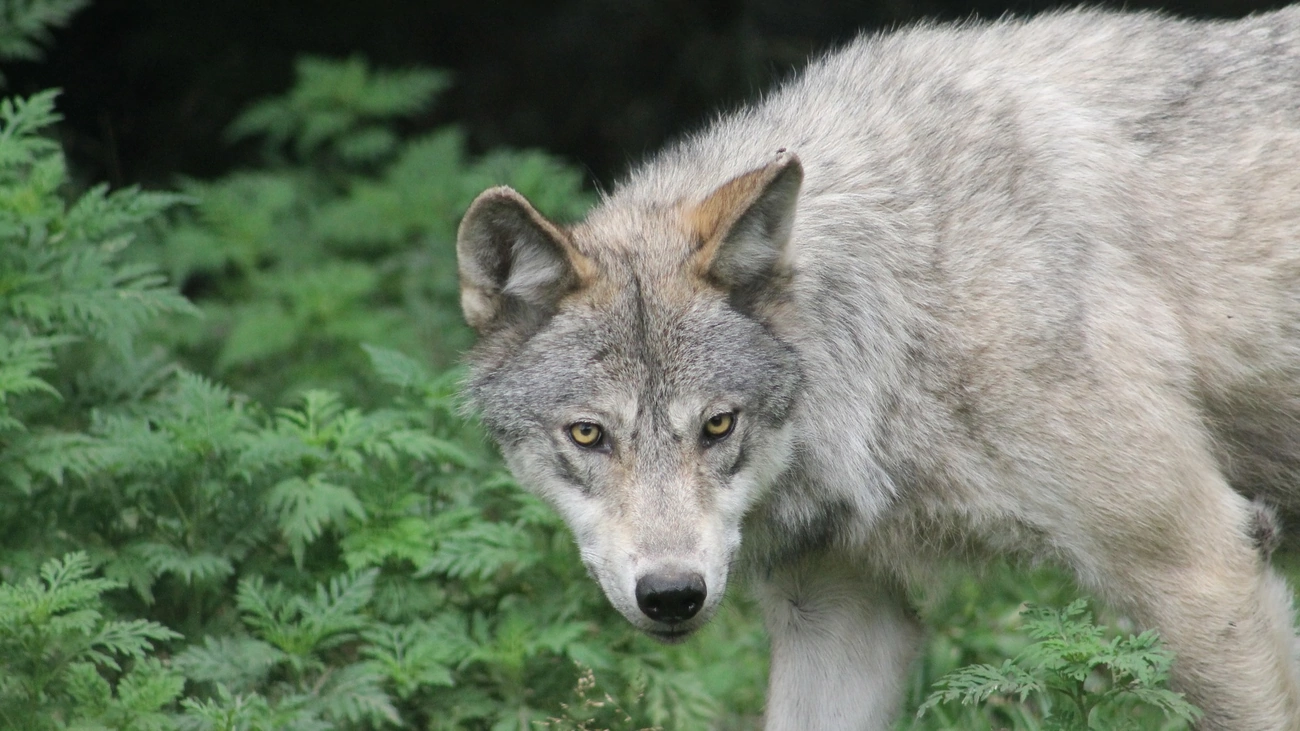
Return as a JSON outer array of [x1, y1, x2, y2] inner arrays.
[[457, 187, 591, 332], [688, 151, 803, 293]]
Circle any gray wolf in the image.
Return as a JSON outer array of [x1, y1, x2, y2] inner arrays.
[[457, 8, 1300, 729]]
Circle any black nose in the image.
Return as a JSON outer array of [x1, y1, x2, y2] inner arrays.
[[635, 571, 707, 623]]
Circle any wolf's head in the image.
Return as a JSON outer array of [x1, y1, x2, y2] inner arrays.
[[457, 153, 804, 640]]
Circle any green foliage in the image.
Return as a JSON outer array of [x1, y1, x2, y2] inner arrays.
[[918, 599, 1200, 730], [173, 571, 400, 729], [227, 56, 449, 163], [0, 0, 87, 81], [148, 55, 590, 406], [0, 552, 184, 730], [0, 88, 192, 506]]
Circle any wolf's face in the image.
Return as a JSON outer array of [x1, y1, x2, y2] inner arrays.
[[458, 154, 804, 639]]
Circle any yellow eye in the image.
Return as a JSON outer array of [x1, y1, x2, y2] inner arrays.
[[569, 422, 603, 448], [703, 412, 735, 440]]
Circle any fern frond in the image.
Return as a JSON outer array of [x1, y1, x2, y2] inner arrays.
[[0, 0, 88, 64], [359, 622, 457, 697], [298, 569, 377, 652], [235, 570, 375, 660], [63, 184, 190, 240], [360, 344, 430, 392], [623, 655, 719, 730], [340, 516, 437, 570], [419, 521, 537, 581], [103, 658, 186, 731], [227, 55, 448, 158], [0, 90, 60, 169], [82, 618, 182, 671], [918, 660, 1043, 717], [265, 475, 365, 567], [0, 332, 64, 403], [313, 662, 399, 725], [0, 430, 105, 494], [130, 542, 235, 585], [171, 636, 285, 692]]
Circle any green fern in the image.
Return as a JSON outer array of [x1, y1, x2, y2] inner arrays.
[[171, 636, 286, 694], [919, 600, 1201, 730], [227, 55, 449, 163], [0, 553, 183, 730], [0, 0, 87, 69], [176, 570, 400, 728]]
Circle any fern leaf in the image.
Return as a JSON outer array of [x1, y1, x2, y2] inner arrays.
[[83, 618, 182, 670], [0, 0, 89, 65], [314, 662, 400, 725], [919, 660, 1043, 716], [360, 344, 430, 391], [1124, 685, 1202, 724], [419, 521, 537, 581], [235, 571, 375, 660], [227, 55, 448, 156], [340, 516, 438, 570], [265, 475, 365, 567], [0, 90, 61, 169], [360, 620, 467, 697], [63, 183, 190, 240], [130, 542, 235, 585], [176, 683, 281, 731], [108, 658, 186, 728], [34, 551, 118, 609], [624, 656, 719, 730], [298, 569, 377, 651], [62, 659, 112, 715], [171, 636, 285, 692]]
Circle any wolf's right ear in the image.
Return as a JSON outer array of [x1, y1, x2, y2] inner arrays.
[[457, 187, 591, 332], [688, 151, 803, 296]]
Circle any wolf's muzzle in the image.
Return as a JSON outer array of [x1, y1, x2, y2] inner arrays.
[[635, 571, 706, 623]]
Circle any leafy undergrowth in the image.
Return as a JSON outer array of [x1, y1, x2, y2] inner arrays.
[[0, 41, 764, 730], [914, 595, 1198, 731]]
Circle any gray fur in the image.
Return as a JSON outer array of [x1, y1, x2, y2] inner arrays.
[[460, 8, 1300, 729]]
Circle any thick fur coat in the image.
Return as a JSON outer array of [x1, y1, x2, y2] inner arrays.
[[457, 8, 1300, 729]]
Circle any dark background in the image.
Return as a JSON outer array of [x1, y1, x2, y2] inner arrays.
[[5, 0, 1288, 189]]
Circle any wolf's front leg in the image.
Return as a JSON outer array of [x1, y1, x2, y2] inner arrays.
[[757, 554, 921, 730]]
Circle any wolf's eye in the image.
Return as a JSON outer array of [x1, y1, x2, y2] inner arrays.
[[569, 422, 604, 448], [702, 412, 735, 441]]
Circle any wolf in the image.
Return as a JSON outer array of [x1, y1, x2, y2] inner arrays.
[[456, 7, 1300, 730]]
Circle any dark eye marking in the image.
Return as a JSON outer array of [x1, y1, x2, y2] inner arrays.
[[728, 446, 748, 476], [556, 452, 586, 488]]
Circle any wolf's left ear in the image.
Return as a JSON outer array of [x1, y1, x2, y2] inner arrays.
[[689, 151, 803, 294], [457, 187, 591, 333]]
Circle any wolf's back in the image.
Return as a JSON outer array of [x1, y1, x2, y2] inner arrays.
[[617, 8, 1300, 201]]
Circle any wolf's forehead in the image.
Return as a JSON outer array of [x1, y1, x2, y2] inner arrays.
[[553, 281, 768, 399], [571, 203, 693, 257], [564, 285, 726, 375]]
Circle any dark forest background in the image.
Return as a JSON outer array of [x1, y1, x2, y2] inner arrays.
[[5, 0, 1290, 191]]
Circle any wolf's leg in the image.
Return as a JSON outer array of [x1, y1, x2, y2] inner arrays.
[[756, 554, 920, 731], [1058, 448, 1300, 730], [1091, 523, 1298, 730]]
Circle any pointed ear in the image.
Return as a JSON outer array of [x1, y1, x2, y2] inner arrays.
[[688, 152, 803, 293], [457, 187, 592, 332]]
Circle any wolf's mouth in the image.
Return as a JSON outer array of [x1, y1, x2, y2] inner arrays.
[[647, 627, 694, 643]]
